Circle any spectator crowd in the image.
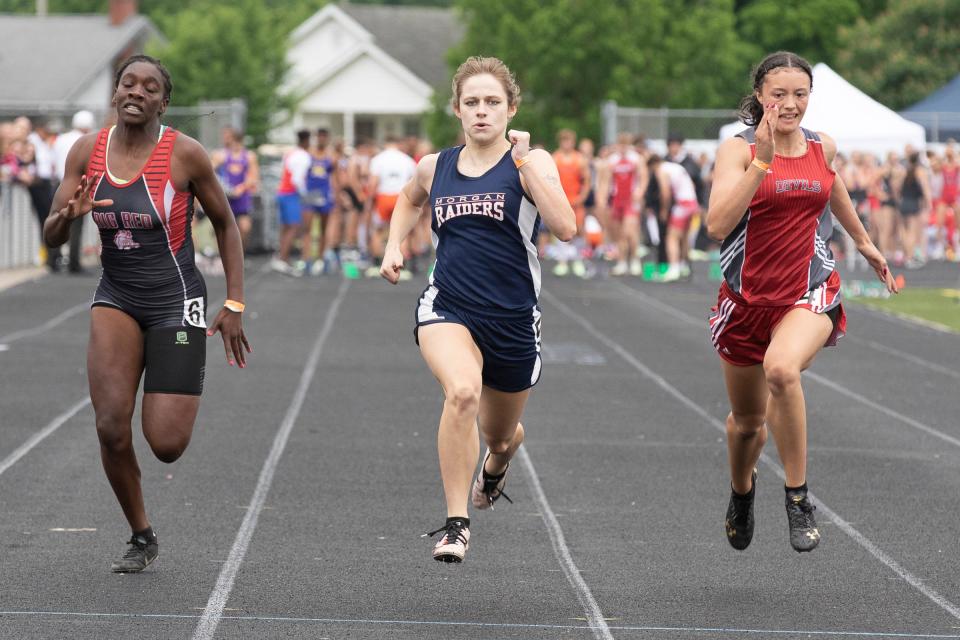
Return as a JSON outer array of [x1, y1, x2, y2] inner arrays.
[[3, 113, 958, 280]]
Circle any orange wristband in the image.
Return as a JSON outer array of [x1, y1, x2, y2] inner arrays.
[[224, 299, 245, 313], [751, 158, 771, 173], [514, 155, 532, 169]]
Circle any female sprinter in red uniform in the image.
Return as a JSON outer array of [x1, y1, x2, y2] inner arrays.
[[379, 57, 575, 562], [705, 52, 897, 553], [44, 55, 249, 572]]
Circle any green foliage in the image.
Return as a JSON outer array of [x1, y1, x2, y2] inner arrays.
[[148, 0, 291, 144], [444, 0, 751, 146], [837, 0, 960, 110], [736, 0, 861, 66]]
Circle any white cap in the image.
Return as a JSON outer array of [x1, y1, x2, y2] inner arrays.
[[72, 110, 95, 132]]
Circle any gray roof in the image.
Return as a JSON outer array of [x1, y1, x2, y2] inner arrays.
[[340, 2, 464, 89], [0, 14, 162, 107]]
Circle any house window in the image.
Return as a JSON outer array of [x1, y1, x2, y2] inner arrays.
[[404, 118, 421, 138]]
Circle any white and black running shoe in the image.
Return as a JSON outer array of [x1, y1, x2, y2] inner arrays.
[[424, 519, 470, 563]]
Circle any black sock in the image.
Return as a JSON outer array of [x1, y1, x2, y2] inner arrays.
[[785, 482, 808, 494], [134, 526, 156, 541], [446, 516, 469, 528]]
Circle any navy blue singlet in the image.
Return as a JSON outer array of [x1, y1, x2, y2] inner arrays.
[[428, 145, 541, 316]]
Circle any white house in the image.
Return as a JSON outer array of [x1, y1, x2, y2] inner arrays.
[[280, 2, 464, 145]]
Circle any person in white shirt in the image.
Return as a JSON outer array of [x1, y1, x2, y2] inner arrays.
[[272, 129, 312, 274], [19, 117, 58, 269], [658, 159, 700, 282], [52, 110, 95, 272], [366, 137, 416, 277]]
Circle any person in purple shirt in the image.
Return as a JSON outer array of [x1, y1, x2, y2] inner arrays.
[[212, 126, 259, 250]]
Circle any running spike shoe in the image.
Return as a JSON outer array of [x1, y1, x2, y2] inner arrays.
[[725, 469, 757, 550], [424, 519, 470, 563]]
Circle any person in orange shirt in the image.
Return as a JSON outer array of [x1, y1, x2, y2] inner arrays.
[[551, 129, 590, 276]]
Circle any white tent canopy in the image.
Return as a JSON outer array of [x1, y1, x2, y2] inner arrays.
[[719, 63, 926, 156]]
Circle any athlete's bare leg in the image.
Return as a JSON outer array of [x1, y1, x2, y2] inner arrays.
[[236, 215, 252, 252], [88, 307, 149, 532], [721, 361, 768, 494], [418, 323, 483, 518], [622, 214, 641, 261], [142, 393, 200, 464], [763, 308, 833, 487], [277, 223, 298, 263], [324, 207, 342, 254], [300, 211, 316, 262], [477, 386, 528, 476], [666, 226, 682, 266]]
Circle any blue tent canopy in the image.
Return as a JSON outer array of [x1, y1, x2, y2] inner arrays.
[[905, 74, 960, 113], [902, 75, 960, 142]]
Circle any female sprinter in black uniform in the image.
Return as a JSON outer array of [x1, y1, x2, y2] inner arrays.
[[380, 57, 576, 562], [43, 55, 250, 572]]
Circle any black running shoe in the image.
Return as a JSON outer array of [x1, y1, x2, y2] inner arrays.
[[786, 490, 820, 552], [725, 469, 757, 550], [424, 520, 470, 563], [111, 531, 159, 573], [471, 451, 513, 511]]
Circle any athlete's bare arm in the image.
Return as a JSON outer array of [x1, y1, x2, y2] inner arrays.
[[705, 137, 764, 241], [511, 131, 576, 242], [820, 132, 897, 293], [380, 153, 438, 284], [175, 135, 252, 365], [43, 134, 109, 248], [577, 154, 591, 205], [633, 161, 649, 211], [594, 159, 611, 214]]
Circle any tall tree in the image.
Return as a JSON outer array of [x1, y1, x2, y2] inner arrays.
[[735, 0, 861, 66], [836, 0, 960, 110], [148, 0, 290, 143], [445, 0, 751, 146]]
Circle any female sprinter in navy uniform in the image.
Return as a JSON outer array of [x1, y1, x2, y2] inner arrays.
[[380, 57, 576, 562], [43, 55, 250, 572]]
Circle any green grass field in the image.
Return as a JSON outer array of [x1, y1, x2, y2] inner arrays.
[[848, 287, 960, 332]]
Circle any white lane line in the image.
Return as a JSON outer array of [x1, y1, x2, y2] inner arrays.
[[844, 336, 960, 380], [0, 302, 87, 347], [3, 611, 960, 638], [192, 279, 350, 640], [608, 281, 960, 452], [853, 303, 956, 335], [542, 289, 960, 622], [516, 445, 614, 640], [0, 397, 91, 478], [805, 371, 960, 449]]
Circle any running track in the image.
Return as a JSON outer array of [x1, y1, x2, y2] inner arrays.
[[0, 259, 958, 639]]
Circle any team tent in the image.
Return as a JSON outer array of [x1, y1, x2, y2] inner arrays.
[[902, 74, 960, 142], [719, 63, 926, 156]]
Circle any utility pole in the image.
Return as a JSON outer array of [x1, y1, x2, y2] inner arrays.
[[37, 0, 48, 17]]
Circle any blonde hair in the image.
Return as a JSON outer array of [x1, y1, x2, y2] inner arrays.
[[450, 56, 521, 110]]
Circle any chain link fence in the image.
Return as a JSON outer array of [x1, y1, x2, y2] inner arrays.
[[601, 101, 737, 147]]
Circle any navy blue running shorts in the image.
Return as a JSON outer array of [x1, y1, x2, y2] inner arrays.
[[414, 285, 542, 393]]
